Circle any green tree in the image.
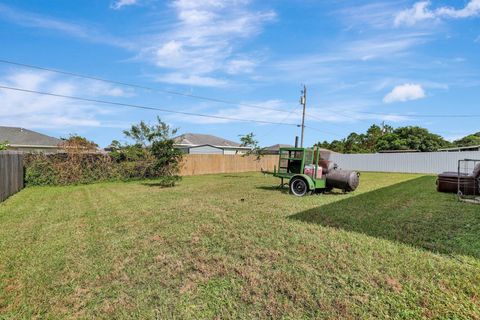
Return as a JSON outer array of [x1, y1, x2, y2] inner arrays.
[[344, 132, 367, 153], [123, 116, 175, 147], [364, 124, 383, 151], [0, 141, 8, 151], [239, 133, 264, 160], [123, 117, 183, 184], [376, 126, 451, 152], [316, 124, 451, 153], [453, 133, 480, 147]]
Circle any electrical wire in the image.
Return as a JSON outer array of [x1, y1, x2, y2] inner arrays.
[[0, 85, 301, 127], [0, 59, 296, 115], [304, 125, 343, 137], [2, 59, 479, 119], [330, 107, 480, 118]]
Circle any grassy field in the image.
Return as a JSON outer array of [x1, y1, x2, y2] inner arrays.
[[0, 172, 479, 319]]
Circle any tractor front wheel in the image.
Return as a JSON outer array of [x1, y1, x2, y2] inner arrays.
[[290, 177, 309, 197]]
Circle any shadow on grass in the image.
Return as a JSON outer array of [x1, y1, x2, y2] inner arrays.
[[256, 185, 290, 194], [290, 176, 480, 259]]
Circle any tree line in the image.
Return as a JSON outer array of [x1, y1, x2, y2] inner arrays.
[[316, 124, 480, 153]]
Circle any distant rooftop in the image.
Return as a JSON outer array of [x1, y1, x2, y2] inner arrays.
[[0, 126, 61, 147], [263, 144, 294, 151], [439, 145, 480, 152], [174, 133, 242, 148]]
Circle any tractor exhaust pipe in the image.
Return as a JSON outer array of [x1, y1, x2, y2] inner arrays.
[[295, 136, 299, 148]]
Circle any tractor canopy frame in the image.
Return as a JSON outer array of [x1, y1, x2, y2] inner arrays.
[[273, 146, 326, 193]]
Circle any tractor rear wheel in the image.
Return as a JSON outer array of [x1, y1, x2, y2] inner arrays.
[[290, 177, 309, 197]]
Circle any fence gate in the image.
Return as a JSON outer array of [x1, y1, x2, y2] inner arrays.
[[0, 151, 24, 202]]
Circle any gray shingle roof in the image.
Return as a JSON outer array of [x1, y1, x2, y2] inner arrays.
[[0, 126, 61, 146], [264, 144, 294, 151], [174, 133, 241, 147]]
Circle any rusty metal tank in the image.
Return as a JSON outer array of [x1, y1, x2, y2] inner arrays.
[[325, 169, 360, 192], [318, 160, 337, 174]]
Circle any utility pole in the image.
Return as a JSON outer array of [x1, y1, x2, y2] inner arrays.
[[300, 85, 307, 147]]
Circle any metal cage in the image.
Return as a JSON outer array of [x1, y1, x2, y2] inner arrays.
[[457, 159, 480, 204]]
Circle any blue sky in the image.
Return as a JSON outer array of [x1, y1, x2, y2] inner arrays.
[[0, 0, 479, 147]]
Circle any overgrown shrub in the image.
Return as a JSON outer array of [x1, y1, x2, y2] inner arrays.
[[25, 155, 58, 186], [0, 141, 8, 151], [114, 160, 157, 180], [24, 118, 183, 187], [25, 153, 116, 186], [24, 153, 164, 186]]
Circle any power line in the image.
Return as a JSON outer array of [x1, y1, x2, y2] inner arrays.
[[3, 59, 479, 119], [330, 107, 480, 119], [305, 126, 343, 137], [0, 59, 297, 115], [0, 85, 302, 127]]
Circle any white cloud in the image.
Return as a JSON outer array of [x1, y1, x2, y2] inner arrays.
[[395, 0, 480, 26], [0, 3, 132, 48], [142, 0, 275, 85], [225, 59, 257, 74], [111, 0, 138, 10], [167, 99, 300, 125], [394, 1, 435, 26], [336, 2, 402, 30], [0, 70, 130, 129], [155, 73, 228, 87], [436, 0, 480, 18], [383, 83, 426, 103]]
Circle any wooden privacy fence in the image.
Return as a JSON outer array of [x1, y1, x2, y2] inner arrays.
[[0, 151, 24, 202], [180, 154, 278, 176]]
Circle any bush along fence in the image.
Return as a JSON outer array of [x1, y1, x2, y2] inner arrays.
[[0, 151, 24, 202], [24, 152, 179, 187]]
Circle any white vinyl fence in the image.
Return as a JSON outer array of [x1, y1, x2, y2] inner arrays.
[[328, 151, 480, 174]]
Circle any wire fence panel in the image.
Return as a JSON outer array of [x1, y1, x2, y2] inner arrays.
[[0, 151, 24, 202], [328, 151, 480, 174], [457, 159, 480, 204]]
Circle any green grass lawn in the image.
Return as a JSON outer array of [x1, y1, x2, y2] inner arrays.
[[0, 172, 479, 319]]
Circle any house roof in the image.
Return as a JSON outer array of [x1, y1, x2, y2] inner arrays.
[[0, 126, 62, 147], [174, 133, 242, 148], [438, 145, 480, 152], [263, 144, 294, 151]]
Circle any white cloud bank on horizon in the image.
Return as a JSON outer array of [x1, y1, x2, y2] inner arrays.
[[383, 84, 426, 103], [395, 0, 480, 26]]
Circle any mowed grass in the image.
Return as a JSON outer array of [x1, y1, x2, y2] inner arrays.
[[0, 172, 479, 319]]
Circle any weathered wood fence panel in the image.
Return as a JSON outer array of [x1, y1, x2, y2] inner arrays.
[[180, 154, 278, 176], [0, 151, 24, 202]]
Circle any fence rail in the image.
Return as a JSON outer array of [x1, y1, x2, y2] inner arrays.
[[0, 151, 24, 202], [180, 154, 278, 176], [328, 151, 480, 174]]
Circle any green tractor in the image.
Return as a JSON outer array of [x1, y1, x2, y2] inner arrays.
[[268, 146, 360, 196]]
